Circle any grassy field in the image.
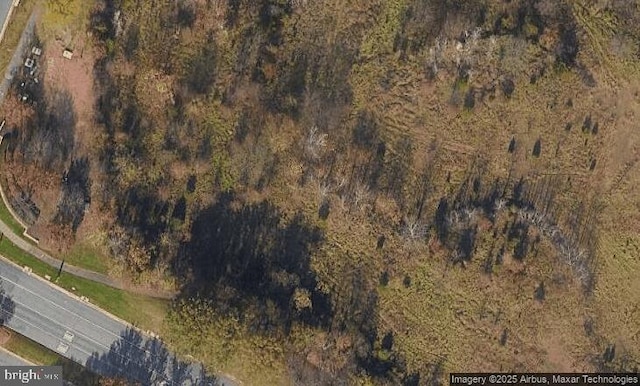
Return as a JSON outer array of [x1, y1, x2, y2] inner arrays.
[[0, 0, 638, 384], [0, 236, 168, 332], [62, 241, 109, 275]]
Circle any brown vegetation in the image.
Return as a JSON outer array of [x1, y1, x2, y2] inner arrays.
[[1, 0, 639, 384]]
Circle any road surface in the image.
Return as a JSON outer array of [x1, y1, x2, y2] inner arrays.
[[0, 257, 229, 385], [0, 202, 176, 298], [0, 345, 32, 366], [0, 6, 236, 386], [0, 0, 14, 44]]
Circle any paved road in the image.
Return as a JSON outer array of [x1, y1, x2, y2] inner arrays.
[[0, 7, 237, 386], [0, 209, 176, 299], [0, 345, 32, 366], [0, 257, 227, 385], [0, 0, 13, 44]]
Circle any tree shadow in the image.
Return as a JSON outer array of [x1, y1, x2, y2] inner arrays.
[[86, 328, 218, 385], [174, 193, 332, 331], [0, 279, 16, 326], [53, 356, 101, 386], [54, 156, 92, 232], [17, 87, 77, 173]]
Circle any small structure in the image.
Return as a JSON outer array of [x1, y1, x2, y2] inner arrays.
[[31, 46, 42, 56], [62, 49, 73, 60], [24, 57, 34, 68]]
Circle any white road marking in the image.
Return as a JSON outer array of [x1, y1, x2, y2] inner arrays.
[[6, 299, 174, 384], [4, 305, 95, 358], [1, 274, 121, 340], [2, 276, 188, 385], [56, 342, 69, 354], [63, 330, 74, 343]]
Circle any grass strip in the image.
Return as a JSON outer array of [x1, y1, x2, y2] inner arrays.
[[0, 236, 168, 332]]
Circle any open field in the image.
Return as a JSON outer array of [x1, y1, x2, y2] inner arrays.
[[63, 241, 109, 275]]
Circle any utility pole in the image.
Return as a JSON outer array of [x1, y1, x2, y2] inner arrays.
[[56, 259, 64, 279]]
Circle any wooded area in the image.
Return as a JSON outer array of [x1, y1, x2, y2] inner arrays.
[[1, 0, 639, 384]]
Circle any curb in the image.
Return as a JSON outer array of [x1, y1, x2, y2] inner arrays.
[[0, 254, 238, 385], [0, 252, 141, 335]]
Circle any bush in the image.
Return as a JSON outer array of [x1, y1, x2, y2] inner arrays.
[[534, 281, 545, 301], [556, 23, 579, 67], [318, 200, 330, 220], [501, 78, 515, 98], [464, 88, 476, 109]]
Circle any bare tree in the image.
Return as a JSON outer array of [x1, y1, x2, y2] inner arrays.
[[402, 215, 428, 240], [304, 125, 328, 161], [352, 182, 370, 212]]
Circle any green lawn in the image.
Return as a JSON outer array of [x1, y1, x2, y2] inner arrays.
[[62, 242, 109, 275], [0, 237, 169, 332]]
